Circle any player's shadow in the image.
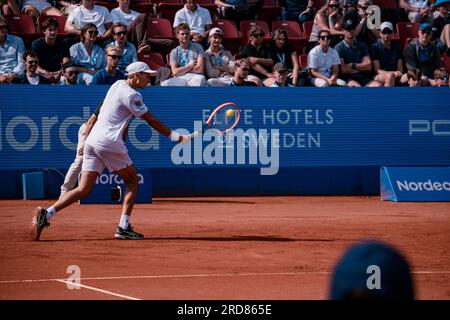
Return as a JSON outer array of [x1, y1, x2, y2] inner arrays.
[[38, 236, 335, 242], [153, 199, 257, 204]]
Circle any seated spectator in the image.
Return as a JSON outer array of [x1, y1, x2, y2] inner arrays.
[[399, 0, 439, 23], [22, 0, 63, 17], [270, 62, 294, 87], [107, 22, 137, 73], [92, 46, 125, 85], [65, 0, 112, 43], [400, 69, 423, 86], [432, 0, 450, 56], [403, 22, 441, 85], [161, 23, 206, 86], [429, 66, 449, 86], [354, 0, 379, 45], [240, 25, 273, 86], [309, 0, 345, 48], [266, 28, 302, 87], [204, 27, 235, 86], [56, 0, 81, 16], [14, 51, 51, 84], [330, 240, 414, 300], [335, 16, 382, 86], [230, 58, 258, 86], [31, 17, 71, 84], [69, 23, 106, 85], [215, 0, 263, 24], [282, 0, 316, 24], [369, 22, 405, 87], [110, 0, 176, 55], [0, 16, 25, 84], [174, 0, 212, 48], [341, 0, 357, 16], [59, 60, 83, 84], [308, 29, 347, 86], [1, 0, 20, 15]]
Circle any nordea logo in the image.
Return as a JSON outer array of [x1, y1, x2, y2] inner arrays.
[[397, 180, 450, 192]]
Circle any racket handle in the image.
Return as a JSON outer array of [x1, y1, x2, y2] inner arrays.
[[189, 130, 200, 139]]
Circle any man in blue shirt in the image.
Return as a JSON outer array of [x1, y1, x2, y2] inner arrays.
[[0, 16, 25, 84], [335, 16, 382, 87], [92, 46, 126, 85], [369, 21, 405, 87]]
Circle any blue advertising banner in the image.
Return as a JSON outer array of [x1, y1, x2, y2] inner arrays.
[[1, 86, 449, 197], [381, 167, 450, 202]]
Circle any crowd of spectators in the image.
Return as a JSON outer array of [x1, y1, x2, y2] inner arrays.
[[0, 0, 449, 87]]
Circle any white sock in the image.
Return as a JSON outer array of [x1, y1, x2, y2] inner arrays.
[[119, 214, 129, 229], [46, 206, 56, 221]]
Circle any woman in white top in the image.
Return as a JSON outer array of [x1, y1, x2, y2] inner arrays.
[[22, 0, 63, 17], [69, 23, 106, 85]]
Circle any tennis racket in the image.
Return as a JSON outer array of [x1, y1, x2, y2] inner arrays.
[[189, 102, 241, 139]]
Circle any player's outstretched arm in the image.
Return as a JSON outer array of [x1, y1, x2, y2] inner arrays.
[[140, 112, 191, 144]]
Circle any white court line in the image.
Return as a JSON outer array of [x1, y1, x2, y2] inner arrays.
[[55, 279, 141, 300], [1, 270, 450, 285]]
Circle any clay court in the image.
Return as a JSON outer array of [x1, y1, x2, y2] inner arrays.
[[0, 196, 449, 300]]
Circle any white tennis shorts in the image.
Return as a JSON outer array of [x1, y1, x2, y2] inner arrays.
[[82, 144, 132, 174]]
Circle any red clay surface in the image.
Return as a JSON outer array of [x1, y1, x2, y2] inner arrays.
[[0, 196, 449, 300]]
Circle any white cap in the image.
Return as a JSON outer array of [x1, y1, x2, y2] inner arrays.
[[125, 61, 157, 76], [209, 27, 223, 37], [380, 21, 394, 32]]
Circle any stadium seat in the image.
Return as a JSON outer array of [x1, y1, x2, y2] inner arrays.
[[130, 0, 154, 14], [372, 0, 398, 9], [396, 22, 419, 51], [37, 15, 68, 35], [212, 19, 240, 54], [299, 53, 307, 69], [272, 20, 307, 53], [258, 0, 282, 25], [4, 14, 36, 34], [302, 20, 313, 41], [157, 0, 183, 23], [441, 54, 450, 73], [240, 20, 271, 45], [138, 51, 166, 70], [314, 0, 326, 9], [147, 17, 175, 39]]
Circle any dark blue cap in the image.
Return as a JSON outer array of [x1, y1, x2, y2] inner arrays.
[[435, 0, 450, 7], [330, 240, 414, 300], [419, 22, 433, 31]]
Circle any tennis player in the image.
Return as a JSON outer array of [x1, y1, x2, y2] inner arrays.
[[30, 61, 191, 241]]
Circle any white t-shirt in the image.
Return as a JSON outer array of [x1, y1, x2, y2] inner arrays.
[[173, 4, 212, 35], [67, 5, 112, 36], [85, 80, 148, 153], [408, 0, 429, 9], [307, 45, 341, 78], [110, 7, 140, 27]]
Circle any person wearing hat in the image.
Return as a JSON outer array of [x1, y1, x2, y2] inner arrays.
[[173, 0, 213, 49], [161, 23, 207, 86], [335, 14, 382, 86], [330, 240, 414, 300], [270, 62, 293, 87], [204, 27, 236, 86], [399, 0, 438, 23], [369, 21, 405, 87], [308, 29, 347, 87], [30, 61, 193, 241], [0, 15, 25, 84], [403, 22, 442, 84], [59, 60, 83, 85], [432, 0, 450, 55]]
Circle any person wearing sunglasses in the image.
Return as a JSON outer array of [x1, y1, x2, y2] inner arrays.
[[92, 46, 126, 85], [308, 29, 347, 87], [59, 61, 83, 85], [335, 16, 382, 86], [31, 17, 71, 84], [369, 22, 405, 87], [107, 22, 137, 74], [65, 0, 113, 43], [239, 25, 272, 86], [353, 0, 379, 46], [13, 51, 51, 84], [403, 22, 442, 85], [429, 66, 449, 86], [69, 23, 106, 85], [230, 58, 258, 86], [0, 16, 25, 84], [432, 0, 450, 56], [309, 0, 345, 49]]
